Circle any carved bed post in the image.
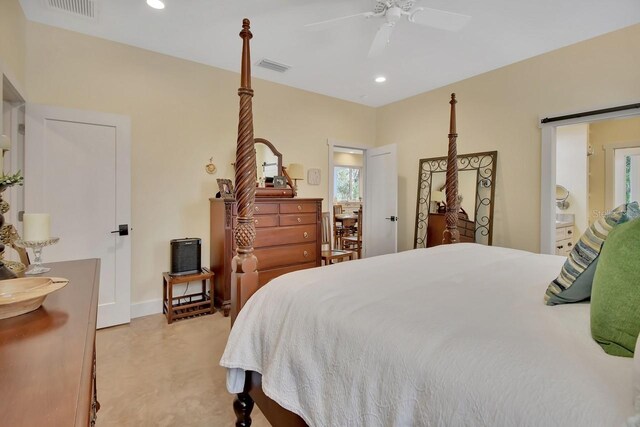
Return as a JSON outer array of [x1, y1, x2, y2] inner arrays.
[[442, 93, 460, 245], [232, 18, 258, 427], [231, 19, 259, 324]]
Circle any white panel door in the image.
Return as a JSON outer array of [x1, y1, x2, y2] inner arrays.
[[25, 104, 131, 328], [364, 144, 398, 257]]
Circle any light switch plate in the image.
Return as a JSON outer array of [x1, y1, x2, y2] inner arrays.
[[307, 168, 321, 185]]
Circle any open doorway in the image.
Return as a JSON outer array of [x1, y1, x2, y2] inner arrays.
[[332, 147, 364, 213], [542, 112, 640, 255], [2, 75, 26, 264], [327, 141, 399, 259], [328, 144, 366, 258]]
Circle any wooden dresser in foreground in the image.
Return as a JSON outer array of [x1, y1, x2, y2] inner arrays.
[[0, 259, 101, 427], [210, 197, 322, 315]]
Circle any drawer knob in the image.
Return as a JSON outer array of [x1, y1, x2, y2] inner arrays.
[[303, 232, 309, 238], [567, 230, 573, 235], [303, 250, 309, 257], [297, 205, 302, 211], [297, 217, 301, 223], [254, 219, 259, 225], [255, 206, 260, 212]]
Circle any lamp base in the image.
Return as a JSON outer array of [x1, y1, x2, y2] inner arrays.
[[25, 265, 51, 275]]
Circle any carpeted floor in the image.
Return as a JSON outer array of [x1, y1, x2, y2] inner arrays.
[[96, 313, 269, 427]]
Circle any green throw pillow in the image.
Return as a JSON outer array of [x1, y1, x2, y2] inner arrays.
[[545, 202, 640, 305], [591, 217, 640, 357]]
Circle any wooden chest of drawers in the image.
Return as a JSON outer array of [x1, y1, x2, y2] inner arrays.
[[210, 198, 322, 316], [0, 259, 100, 427]]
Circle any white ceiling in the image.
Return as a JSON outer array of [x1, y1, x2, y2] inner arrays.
[[19, 0, 640, 107]]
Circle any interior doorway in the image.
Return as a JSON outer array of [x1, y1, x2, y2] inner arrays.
[[2, 75, 26, 264], [25, 104, 132, 329], [541, 109, 640, 255], [327, 141, 398, 258]]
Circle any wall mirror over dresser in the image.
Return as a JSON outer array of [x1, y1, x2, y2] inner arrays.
[[256, 137, 281, 183], [414, 151, 498, 248], [254, 137, 297, 198], [210, 137, 322, 316]]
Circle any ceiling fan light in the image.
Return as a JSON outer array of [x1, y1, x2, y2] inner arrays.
[[375, 76, 387, 83], [146, 0, 165, 10]]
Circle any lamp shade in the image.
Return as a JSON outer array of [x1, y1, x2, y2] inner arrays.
[[0, 135, 10, 151], [287, 163, 304, 179]]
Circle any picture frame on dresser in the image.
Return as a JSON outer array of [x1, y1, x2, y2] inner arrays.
[[209, 197, 323, 316], [273, 175, 287, 188], [216, 178, 234, 199]]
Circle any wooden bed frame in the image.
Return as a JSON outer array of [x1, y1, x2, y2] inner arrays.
[[229, 19, 460, 427]]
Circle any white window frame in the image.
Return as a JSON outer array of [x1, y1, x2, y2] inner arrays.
[[333, 164, 362, 203]]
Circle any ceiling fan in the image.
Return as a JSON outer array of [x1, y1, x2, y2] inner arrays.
[[305, 1, 471, 58]]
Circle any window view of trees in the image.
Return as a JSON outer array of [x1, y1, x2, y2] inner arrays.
[[334, 166, 361, 201]]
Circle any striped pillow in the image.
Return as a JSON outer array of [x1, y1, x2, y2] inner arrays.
[[545, 202, 640, 305]]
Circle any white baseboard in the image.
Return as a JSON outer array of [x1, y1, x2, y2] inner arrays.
[[131, 298, 163, 319]]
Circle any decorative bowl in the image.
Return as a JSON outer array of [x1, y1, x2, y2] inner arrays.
[[0, 277, 69, 320]]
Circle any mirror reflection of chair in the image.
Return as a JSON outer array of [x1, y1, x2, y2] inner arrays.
[[321, 212, 355, 265], [341, 208, 362, 259]]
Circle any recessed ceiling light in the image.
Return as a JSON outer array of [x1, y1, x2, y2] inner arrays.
[[375, 76, 386, 83], [147, 0, 165, 9]]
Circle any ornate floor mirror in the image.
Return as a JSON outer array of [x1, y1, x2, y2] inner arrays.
[[414, 151, 498, 248]]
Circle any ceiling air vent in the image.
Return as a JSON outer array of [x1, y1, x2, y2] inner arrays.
[[256, 59, 291, 73], [46, 0, 97, 19]]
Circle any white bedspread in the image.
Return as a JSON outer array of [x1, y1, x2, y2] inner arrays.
[[220, 244, 634, 426]]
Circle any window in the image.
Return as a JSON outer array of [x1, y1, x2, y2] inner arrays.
[[625, 153, 640, 204], [334, 166, 361, 202]]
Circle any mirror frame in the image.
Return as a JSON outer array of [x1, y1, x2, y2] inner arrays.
[[255, 137, 282, 178], [414, 151, 498, 248]]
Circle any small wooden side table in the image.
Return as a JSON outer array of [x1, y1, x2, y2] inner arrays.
[[162, 268, 215, 324]]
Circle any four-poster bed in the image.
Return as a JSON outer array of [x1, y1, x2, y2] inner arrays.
[[222, 20, 635, 427]]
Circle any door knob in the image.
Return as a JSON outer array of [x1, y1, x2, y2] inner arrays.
[[385, 216, 398, 222], [110, 224, 129, 236]]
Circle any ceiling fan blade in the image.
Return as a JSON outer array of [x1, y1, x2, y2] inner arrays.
[[305, 11, 374, 28], [368, 22, 396, 58], [408, 7, 471, 31]]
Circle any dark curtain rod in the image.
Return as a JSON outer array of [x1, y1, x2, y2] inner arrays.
[[540, 102, 640, 124]]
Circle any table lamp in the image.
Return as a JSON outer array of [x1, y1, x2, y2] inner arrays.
[[287, 163, 304, 190]]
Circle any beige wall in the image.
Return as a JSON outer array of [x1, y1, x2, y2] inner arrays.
[[25, 22, 375, 305], [376, 24, 640, 253], [589, 116, 640, 222], [0, 0, 26, 88]]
